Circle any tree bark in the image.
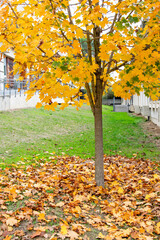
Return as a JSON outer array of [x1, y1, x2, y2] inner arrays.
[[94, 75, 104, 187]]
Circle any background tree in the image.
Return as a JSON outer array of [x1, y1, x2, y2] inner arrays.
[[103, 87, 114, 99], [0, 0, 159, 186]]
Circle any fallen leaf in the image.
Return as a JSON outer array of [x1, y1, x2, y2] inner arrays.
[[38, 212, 46, 221], [118, 187, 124, 194], [27, 224, 34, 231], [155, 222, 160, 234], [56, 202, 65, 207], [30, 231, 42, 239], [34, 226, 48, 232], [49, 234, 58, 240], [61, 225, 68, 235], [67, 230, 79, 240], [7, 227, 13, 232], [97, 232, 105, 238], [2, 236, 12, 240], [14, 230, 25, 236], [6, 217, 18, 226], [131, 231, 139, 239]]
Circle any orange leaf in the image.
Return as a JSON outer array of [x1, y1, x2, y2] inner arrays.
[[30, 231, 42, 239], [3, 236, 12, 240]]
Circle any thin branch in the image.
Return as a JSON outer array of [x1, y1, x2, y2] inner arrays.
[[7, 0, 18, 19], [126, 10, 134, 19], [85, 82, 95, 115], [102, 51, 114, 91], [70, 87, 81, 101], [108, 61, 128, 74], [48, 0, 54, 11], [83, 29, 93, 36], [107, 51, 114, 74], [108, 13, 117, 34], [67, 5, 74, 25]]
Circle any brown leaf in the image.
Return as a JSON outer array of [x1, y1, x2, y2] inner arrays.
[[6, 217, 18, 226], [27, 224, 34, 231], [56, 202, 65, 207], [67, 230, 79, 240], [34, 226, 48, 232], [14, 230, 25, 236], [30, 231, 42, 239], [154, 222, 160, 234], [131, 231, 139, 239]]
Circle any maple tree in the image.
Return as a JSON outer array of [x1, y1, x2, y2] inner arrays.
[[0, 0, 159, 186]]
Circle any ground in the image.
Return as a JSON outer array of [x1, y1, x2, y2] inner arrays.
[[0, 107, 159, 239], [0, 155, 160, 240], [142, 120, 160, 149]]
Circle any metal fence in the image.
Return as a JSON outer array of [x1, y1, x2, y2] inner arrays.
[[0, 78, 31, 98]]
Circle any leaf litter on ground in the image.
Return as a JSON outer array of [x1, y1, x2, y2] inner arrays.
[[0, 155, 160, 240]]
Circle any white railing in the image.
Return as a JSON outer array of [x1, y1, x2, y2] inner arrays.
[[0, 78, 31, 98]]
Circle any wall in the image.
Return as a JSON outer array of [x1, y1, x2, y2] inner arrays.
[[149, 101, 160, 127], [0, 53, 5, 82], [102, 98, 121, 105], [122, 93, 160, 127], [0, 93, 40, 111]]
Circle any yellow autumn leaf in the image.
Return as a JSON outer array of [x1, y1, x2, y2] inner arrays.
[[155, 222, 160, 234], [38, 212, 46, 221], [154, 174, 160, 180], [97, 232, 105, 238], [118, 187, 124, 194], [60, 224, 68, 235]]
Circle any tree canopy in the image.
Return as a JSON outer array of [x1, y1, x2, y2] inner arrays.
[[0, 0, 159, 110], [0, 0, 159, 186]]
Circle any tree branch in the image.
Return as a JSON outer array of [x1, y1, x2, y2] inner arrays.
[[102, 51, 114, 92], [108, 13, 117, 34], [7, 0, 18, 19], [108, 61, 128, 74], [67, 5, 74, 25], [85, 82, 95, 115]]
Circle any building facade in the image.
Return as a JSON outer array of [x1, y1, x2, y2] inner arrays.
[[122, 92, 160, 127], [0, 50, 40, 111]]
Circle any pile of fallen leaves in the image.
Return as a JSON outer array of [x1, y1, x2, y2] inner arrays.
[[0, 155, 160, 240]]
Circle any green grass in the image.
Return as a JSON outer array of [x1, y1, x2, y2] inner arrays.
[[0, 105, 159, 165]]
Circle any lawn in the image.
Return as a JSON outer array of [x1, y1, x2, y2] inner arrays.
[[0, 106, 160, 240], [0, 105, 159, 165]]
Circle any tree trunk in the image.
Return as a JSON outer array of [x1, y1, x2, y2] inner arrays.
[[94, 76, 104, 187]]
